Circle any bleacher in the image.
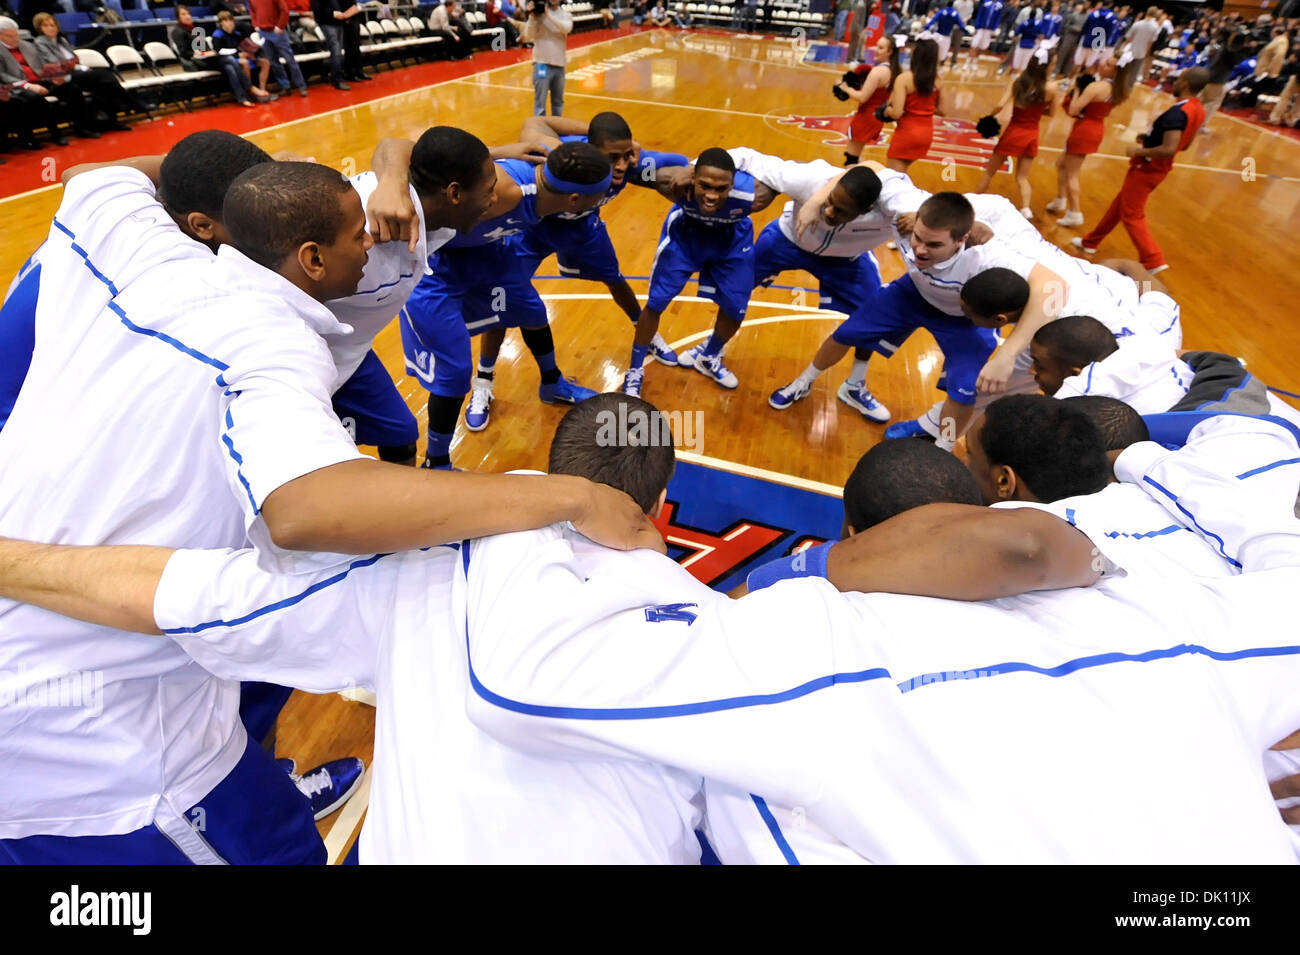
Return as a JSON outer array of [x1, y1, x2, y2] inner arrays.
[[667, 0, 828, 35]]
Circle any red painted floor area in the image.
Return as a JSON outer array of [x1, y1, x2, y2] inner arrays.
[[1, 25, 641, 199]]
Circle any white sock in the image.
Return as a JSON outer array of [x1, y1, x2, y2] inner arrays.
[[845, 359, 868, 388], [794, 363, 823, 388]]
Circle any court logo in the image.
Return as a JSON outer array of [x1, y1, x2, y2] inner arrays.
[[595, 404, 704, 454], [49, 886, 151, 936]]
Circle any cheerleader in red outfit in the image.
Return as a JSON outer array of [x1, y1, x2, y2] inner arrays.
[[838, 35, 902, 165], [973, 49, 1060, 219], [884, 37, 943, 174], [1048, 52, 1133, 227]]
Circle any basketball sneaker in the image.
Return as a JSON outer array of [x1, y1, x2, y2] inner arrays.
[[649, 333, 679, 366], [836, 382, 890, 422], [768, 379, 811, 409], [1056, 211, 1085, 227], [883, 418, 936, 441], [1069, 236, 1098, 254], [538, 377, 597, 405], [1045, 196, 1066, 214], [291, 758, 365, 821], [465, 378, 493, 431], [681, 344, 739, 389], [621, 366, 644, 396], [275, 758, 297, 775]]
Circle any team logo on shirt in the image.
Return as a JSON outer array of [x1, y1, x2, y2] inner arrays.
[[776, 115, 999, 170]]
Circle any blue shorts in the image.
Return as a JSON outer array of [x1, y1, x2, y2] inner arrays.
[[400, 240, 549, 397], [647, 211, 755, 322], [0, 256, 39, 432], [831, 273, 999, 405], [0, 733, 324, 864], [331, 350, 419, 448], [518, 215, 624, 284], [753, 221, 882, 316]]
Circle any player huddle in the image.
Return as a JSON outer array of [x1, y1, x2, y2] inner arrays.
[[0, 118, 1297, 864]]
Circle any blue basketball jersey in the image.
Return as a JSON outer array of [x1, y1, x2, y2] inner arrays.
[[676, 169, 756, 229], [442, 159, 541, 250]]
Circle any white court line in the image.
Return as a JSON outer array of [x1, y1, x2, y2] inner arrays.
[[0, 30, 649, 208], [677, 450, 845, 497], [323, 764, 373, 865]]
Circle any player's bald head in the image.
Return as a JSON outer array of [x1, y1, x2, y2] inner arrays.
[[843, 439, 983, 536], [548, 394, 676, 515]]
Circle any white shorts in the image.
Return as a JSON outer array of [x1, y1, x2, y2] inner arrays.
[[1012, 45, 1034, 71], [972, 27, 993, 50], [1074, 39, 1107, 67], [935, 34, 951, 62], [1134, 290, 1182, 349]]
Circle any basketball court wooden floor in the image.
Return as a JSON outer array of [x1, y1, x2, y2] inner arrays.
[[2, 27, 1298, 861]]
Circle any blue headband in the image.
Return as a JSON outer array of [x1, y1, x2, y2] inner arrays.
[[543, 164, 613, 196]]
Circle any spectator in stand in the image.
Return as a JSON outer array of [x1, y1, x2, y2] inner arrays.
[[0, 14, 93, 141], [486, 0, 522, 47], [1055, 1, 1086, 76], [733, 0, 759, 33], [1267, 51, 1300, 127], [310, 0, 365, 89], [170, 5, 204, 69], [885, 2, 901, 36], [1124, 6, 1162, 86], [834, 0, 851, 42], [213, 8, 277, 104], [1243, 24, 1291, 103], [1200, 24, 1250, 130], [649, 2, 671, 27], [31, 11, 141, 130], [672, 4, 693, 27], [594, 0, 614, 27], [430, 0, 472, 59], [249, 0, 309, 96], [524, 0, 571, 115]]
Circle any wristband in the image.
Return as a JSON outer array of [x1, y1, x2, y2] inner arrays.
[[746, 541, 833, 593]]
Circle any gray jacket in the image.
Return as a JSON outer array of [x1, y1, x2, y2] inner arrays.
[[32, 33, 79, 70], [0, 38, 48, 86]]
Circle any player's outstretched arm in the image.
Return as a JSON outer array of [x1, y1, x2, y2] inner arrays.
[[0, 538, 170, 635], [60, 154, 166, 186], [260, 462, 666, 555], [976, 262, 1066, 393], [825, 504, 1102, 598], [519, 115, 585, 144]]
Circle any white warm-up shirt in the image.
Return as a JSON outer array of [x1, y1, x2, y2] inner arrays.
[[150, 529, 718, 864], [727, 148, 929, 258], [1056, 336, 1194, 411], [0, 242, 364, 842], [463, 522, 1300, 864], [324, 172, 455, 388]]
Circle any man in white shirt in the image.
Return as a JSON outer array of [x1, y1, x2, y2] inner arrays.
[[524, 0, 573, 115], [0, 395, 712, 864], [4, 392, 1299, 863], [0, 161, 659, 864], [1026, 314, 1191, 411], [727, 147, 928, 422]]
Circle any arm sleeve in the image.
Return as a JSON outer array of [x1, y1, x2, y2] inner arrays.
[[726, 148, 841, 203], [215, 312, 368, 525], [1116, 435, 1300, 572], [154, 547, 399, 690], [463, 526, 877, 810]]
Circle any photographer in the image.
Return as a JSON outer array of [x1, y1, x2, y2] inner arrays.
[[524, 0, 571, 116]]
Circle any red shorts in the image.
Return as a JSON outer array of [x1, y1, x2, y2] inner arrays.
[[1065, 117, 1104, 155], [887, 116, 934, 161], [994, 124, 1039, 158], [850, 108, 884, 144]]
